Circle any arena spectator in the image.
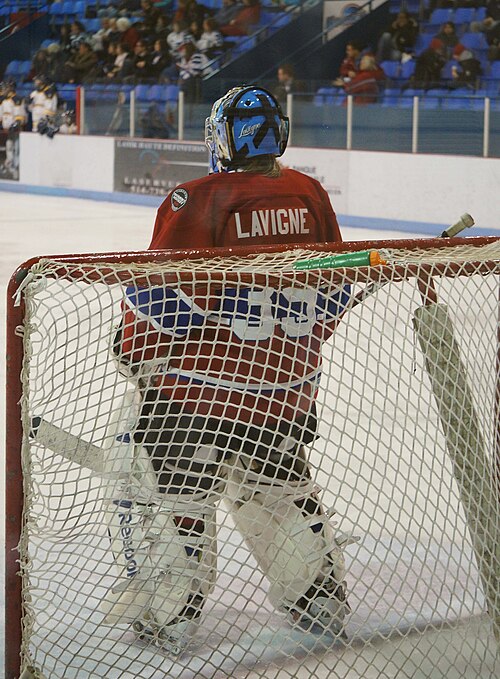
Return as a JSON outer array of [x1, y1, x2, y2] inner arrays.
[[173, 0, 189, 23], [334, 40, 364, 84], [46, 42, 66, 83], [63, 40, 99, 83], [140, 0, 164, 34], [470, 0, 500, 60], [176, 41, 209, 102], [185, 0, 212, 27], [105, 42, 133, 81], [30, 77, 57, 132], [433, 21, 461, 59], [153, 13, 170, 42], [190, 19, 203, 42], [272, 63, 306, 104], [69, 21, 89, 52], [116, 0, 142, 14], [376, 11, 419, 62], [150, 38, 172, 77], [214, 0, 242, 26], [411, 38, 447, 89], [220, 0, 260, 37], [91, 16, 113, 54], [450, 46, 483, 89], [30, 48, 51, 81], [196, 17, 224, 57], [116, 17, 140, 51], [342, 54, 385, 104], [131, 38, 154, 81], [106, 17, 122, 45], [167, 20, 193, 58]]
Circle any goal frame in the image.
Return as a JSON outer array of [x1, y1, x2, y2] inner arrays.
[[5, 235, 500, 679]]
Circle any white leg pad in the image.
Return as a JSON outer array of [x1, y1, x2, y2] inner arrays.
[[225, 467, 350, 631]]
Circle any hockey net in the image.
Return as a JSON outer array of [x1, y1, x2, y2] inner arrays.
[[5, 237, 500, 679]]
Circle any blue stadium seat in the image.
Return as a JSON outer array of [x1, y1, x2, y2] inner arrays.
[[398, 88, 424, 108], [415, 34, 433, 53], [381, 88, 400, 107], [441, 89, 473, 110], [490, 62, 500, 80], [453, 8, 475, 26], [380, 60, 401, 80], [148, 84, 167, 102], [49, 1, 66, 15], [314, 87, 337, 105], [420, 88, 449, 109], [73, 0, 86, 16], [4, 60, 21, 77], [17, 61, 32, 78], [470, 90, 487, 111], [62, 0, 76, 16], [460, 32, 489, 51], [83, 18, 101, 32], [475, 7, 487, 22], [428, 8, 452, 25], [400, 59, 416, 79], [134, 85, 150, 102], [166, 85, 179, 102]]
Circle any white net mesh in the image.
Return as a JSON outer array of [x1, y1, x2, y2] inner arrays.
[[10, 240, 500, 679]]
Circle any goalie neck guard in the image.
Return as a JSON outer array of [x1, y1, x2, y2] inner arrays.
[[205, 86, 289, 173]]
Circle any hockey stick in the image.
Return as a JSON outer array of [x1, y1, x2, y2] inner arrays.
[[348, 213, 474, 310], [30, 416, 115, 475]]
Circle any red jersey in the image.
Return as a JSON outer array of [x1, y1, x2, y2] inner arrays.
[[121, 168, 347, 424], [150, 168, 341, 249]]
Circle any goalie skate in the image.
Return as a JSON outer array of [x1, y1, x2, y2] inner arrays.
[[285, 574, 350, 638], [132, 594, 205, 655]]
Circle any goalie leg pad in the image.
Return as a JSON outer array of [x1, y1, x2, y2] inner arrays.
[[136, 495, 218, 652], [225, 458, 352, 635]]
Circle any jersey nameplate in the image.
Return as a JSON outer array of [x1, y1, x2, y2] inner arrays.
[[234, 208, 310, 239]]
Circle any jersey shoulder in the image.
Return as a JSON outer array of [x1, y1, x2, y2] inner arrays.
[[157, 173, 217, 215], [280, 167, 328, 194]]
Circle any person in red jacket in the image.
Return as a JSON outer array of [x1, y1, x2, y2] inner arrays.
[[106, 85, 354, 655], [220, 0, 260, 36], [343, 54, 386, 104]]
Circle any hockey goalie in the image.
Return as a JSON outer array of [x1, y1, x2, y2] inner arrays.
[[101, 86, 356, 655]]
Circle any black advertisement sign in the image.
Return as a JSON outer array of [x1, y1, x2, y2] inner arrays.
[[114, 139, 208, 196]]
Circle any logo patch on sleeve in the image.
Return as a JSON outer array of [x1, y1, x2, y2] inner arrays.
[[171, 188, 188, 212]]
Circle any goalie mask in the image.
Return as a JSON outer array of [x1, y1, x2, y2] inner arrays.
[[205, 86, 289, 173]]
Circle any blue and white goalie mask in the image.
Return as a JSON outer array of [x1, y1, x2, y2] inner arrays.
[[205, 86, 289, 173]]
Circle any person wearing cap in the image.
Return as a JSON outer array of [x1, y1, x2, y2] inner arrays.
[[450, 45, 483, 90], [411, 38, 447, 89]]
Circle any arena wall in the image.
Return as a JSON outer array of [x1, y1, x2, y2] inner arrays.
[[3, 133, 499, 233]]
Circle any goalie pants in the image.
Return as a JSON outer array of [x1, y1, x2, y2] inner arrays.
[[133, 390, 320, 492]]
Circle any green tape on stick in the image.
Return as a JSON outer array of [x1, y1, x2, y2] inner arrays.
[[293, 250, 386, 271]]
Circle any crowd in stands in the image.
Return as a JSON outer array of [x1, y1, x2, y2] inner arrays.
[[1, 0, 500, 142], [315, 0, 500, 105], [11, 0, 267, 99]]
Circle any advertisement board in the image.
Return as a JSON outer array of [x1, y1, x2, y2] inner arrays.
[[114, 139, 208, 196]]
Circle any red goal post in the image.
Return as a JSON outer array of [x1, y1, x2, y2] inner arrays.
[[5, 236, 500, 679]]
